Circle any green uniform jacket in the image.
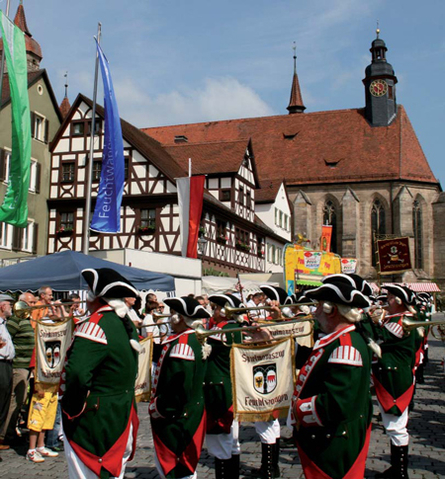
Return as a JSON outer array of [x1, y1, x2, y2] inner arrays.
[[204, 319, 243, 434], [61, 306, 139, 479], [372, 312, 417, 415], [149, 329, 207, 479], [292, 325, 372, 479]]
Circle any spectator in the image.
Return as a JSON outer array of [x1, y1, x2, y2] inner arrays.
[[0, 293, 36, 447], [0, 294, 15, 452]]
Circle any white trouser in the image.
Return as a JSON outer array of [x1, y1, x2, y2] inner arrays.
[[378, 402, 409, 447], [254, 418, 280, 444], [64, 424, 134, 479], [206, 420, 240, 460], [154, 454, 197, 479]]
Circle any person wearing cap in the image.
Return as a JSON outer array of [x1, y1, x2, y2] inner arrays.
[[61, 268, 140, 479], [373, 285, 419, 479], [0, 292, 36, 448], [205, 294, 244, 479], [0, 294, 15, 454], [291, 276, 373, 479], [149, 296, 211, 479]]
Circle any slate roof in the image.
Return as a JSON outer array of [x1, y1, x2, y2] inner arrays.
[[143, 106, 438, 186]]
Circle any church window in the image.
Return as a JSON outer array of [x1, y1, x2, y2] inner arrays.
[[413, 200, 423, 269], [323, 200, 339, 254], [371, 199, 386, 266]]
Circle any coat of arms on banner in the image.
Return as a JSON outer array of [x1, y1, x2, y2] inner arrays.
[[253, 364, 277, 394], [44, 340, 61, 368]]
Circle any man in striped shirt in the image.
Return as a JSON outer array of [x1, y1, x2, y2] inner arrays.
[[0, 293, 36, 447]]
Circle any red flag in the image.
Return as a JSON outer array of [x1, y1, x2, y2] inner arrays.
[[321, 225, 332, 252], [177, 176, 205, 258]]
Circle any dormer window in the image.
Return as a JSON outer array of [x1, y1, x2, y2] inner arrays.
[[283, 131, 298, 140], [324, 159, 341, 169], [174, 135, 188, 143]]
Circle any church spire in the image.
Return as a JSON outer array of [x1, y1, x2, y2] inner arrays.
[[12, 1, 43, 71], [287, 43, 306, 114], [59, 71, 71, 119]]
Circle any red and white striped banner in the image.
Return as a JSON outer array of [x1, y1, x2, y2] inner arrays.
[[177, 175, 205, 258]]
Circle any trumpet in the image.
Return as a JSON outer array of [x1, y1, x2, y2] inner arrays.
[[402, 316, 445, 341], [13, 300, 86, 320], [152, 312, 172, 321], [224, 302, 313, 320], [194, 315, 313, 345]]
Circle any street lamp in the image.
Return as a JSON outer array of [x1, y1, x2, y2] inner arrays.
[[197, 236, 208, 257]]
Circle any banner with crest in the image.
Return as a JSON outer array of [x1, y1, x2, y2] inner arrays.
[[35, 319, 73, 391], [135, 336, 153, 402], [231, 337, 295, 422]]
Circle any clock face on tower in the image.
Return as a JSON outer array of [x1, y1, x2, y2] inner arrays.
[[370, 79, 388, 97]]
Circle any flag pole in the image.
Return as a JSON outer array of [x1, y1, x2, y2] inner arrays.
[[0, 0, 11, 110], [82, 22, 102, 255]]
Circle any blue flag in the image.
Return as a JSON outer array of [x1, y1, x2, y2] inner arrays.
[[90, 41, 125, 233]]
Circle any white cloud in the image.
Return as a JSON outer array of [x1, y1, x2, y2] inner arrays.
[[114, 77, 275, 127]]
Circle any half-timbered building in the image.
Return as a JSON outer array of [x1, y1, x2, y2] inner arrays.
[[48, 94, 288, 275]]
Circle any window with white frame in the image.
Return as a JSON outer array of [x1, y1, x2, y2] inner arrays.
[[29, 160, 38, 192], [0, 222, 12, 249], [21, 222, 35, 252], [31, 112, 48, 142]]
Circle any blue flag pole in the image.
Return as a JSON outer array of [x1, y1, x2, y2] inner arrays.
[[82, 22, 102, 254]]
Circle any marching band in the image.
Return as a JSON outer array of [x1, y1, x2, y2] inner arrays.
[[0, 267, 440, 479]]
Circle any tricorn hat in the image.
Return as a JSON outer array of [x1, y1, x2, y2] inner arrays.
[[82, 268, 139, 299], [383, 285, 416, 306], [208, 293, 243, 309], [322, 274, 373, 298], [306, 276, 370, 308], [260, 285, 293, 305], [164, 296, 210, 319]]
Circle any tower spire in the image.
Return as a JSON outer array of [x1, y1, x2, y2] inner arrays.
[[287, 42, 306, 114], [59, 71, 71, 119]]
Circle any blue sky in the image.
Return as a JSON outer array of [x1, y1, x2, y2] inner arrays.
[[8, 0, 445, 186]]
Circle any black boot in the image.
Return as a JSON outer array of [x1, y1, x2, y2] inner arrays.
[[246, 443, 275, 478], [272, 439, 281, 478], [230, 454, 240, 479], [397, 445, 409, 479], [215, 457, 232, 479], [375, 443, 397, 478]]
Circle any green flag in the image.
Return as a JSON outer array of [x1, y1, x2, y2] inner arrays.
[[0, 10, 31, 227]]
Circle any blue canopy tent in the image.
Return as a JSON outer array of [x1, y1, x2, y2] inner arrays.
[[0, 251, 175, 292]]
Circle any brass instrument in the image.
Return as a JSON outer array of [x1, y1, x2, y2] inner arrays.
[[224, 302, 313, 320], [402, 316, 445, 341], [194, 315, 314, 345], [152, 312, 172, 321], [13, 300, 86, 320]]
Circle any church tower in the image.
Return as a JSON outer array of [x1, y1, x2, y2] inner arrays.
[[0, 2, 43, 72], [287, 44, 305, 114], [363, 28, 397, 126]]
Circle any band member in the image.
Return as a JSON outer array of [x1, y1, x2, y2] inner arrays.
[[205, 294, 244, 479], [373, 285, 419, 479], [61, 268, 140, 479], [149, 296, 211, 479], [291, 276, 372, 479]]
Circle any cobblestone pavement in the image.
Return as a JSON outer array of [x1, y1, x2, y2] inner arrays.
[[1, 336, 444, 479]]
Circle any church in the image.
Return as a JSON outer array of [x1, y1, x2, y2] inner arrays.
[[145, 31, 443, 285]]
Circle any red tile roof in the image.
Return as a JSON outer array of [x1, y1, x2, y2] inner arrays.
[[255, 179, 284, 203], [143, 106, 438, 186], [164, 140, 249, 176]]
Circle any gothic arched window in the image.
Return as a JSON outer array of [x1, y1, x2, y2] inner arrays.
[[413, 200, 423, 269], [371, 199, 386, 266], [323, 200, 338, 254]]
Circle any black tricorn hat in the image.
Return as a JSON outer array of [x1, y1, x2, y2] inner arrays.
[[260, 285, 293, 305], [322, 274, 373, 297], [82, 268, 139, 299], [383, 285, 416, 306], [306, 276, 370, 308], [164, 296, 210, 319], [208, 293, 243, 309]]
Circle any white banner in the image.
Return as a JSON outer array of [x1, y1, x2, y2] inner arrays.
[[36, 319, 73, 389], [231, 337, 295, 422], [266, 319, 313, 348], [135, 336, 153, 402]]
